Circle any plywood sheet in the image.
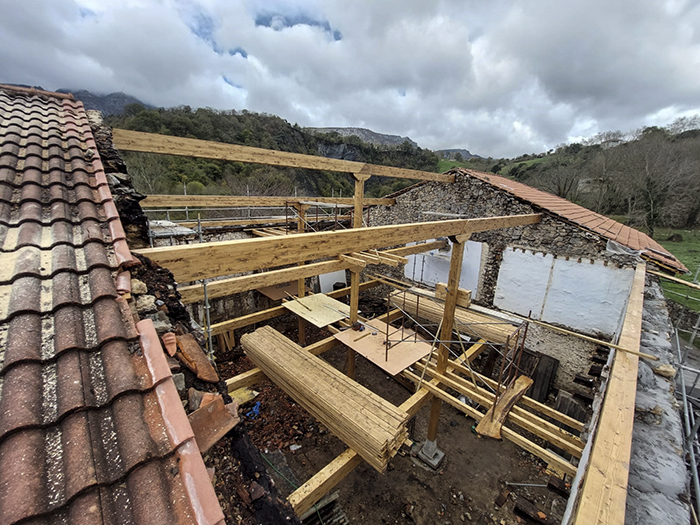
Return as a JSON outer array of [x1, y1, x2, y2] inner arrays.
[[283, 294, 350, 327], [333, 320, 433, 376], [257, 281, 310, 301]]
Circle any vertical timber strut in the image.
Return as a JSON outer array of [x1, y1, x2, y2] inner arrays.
[[420, 235, 468, 468], [346, 170, 370, 378], [296, 204, 309, 346]]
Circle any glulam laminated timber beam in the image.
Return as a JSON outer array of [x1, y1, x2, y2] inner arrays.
[[573, 263, 646, 525], [141, 194, 395, 208], [136, 214, 542, 282], [113, 128, 455, 183]]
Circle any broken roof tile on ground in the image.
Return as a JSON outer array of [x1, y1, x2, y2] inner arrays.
[[0, 85, 225, 524]]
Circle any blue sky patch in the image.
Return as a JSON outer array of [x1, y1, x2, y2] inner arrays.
[[255, 12, 341, 40]]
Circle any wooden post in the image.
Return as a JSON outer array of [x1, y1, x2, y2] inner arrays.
[[346, 268, 360, 378], [346, 172, 370, 376], [426, 236, 467, 442], [297, 204, 308, 346], [353, 173, 369, 229]]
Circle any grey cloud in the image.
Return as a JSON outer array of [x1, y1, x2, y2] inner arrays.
[[1, 0, 699, 157]]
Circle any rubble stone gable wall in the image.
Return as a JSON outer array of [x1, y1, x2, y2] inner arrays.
[[371, 172, 636, 305]]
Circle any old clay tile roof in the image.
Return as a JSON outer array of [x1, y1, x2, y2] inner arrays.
[[0, 86, 225, 524], [457, 168, 688, 273]]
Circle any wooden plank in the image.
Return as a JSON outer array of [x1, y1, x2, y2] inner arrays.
[[210, 279, 381, 336], [178, 259, 354, 303], [435, 282, 472, 308], [141, 194, 394, 208], [403, 370, 577, 477], [333, 320, 433, 376], [257, 281, 307, 301], [242, 326, 409, 472], [476, 375, 534, 439], [528, 354, 559, 403], [384, 240, 448, 257], [573, 263, 646, 525], [283, 294, 351, 328], [288, 449, 363, 516], [444, 356, 585, 432], [226, 368, 266, 392], [135, 214, 542, 282], [649, 269, 700, 290], [113, 129, 455, 182], [414, 364, 585, 457]]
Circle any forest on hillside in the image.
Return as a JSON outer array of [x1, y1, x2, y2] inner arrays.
[[108, 105, 700, 238], [105, 104, 439, 199], [462, 117, 700, 238]]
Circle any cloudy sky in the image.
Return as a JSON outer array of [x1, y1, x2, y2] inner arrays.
[[2, 0, 700, 157]]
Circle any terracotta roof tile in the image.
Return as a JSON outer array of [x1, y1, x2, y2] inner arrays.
[[461, 168, 687, 272], [0, 87, 224, 524]]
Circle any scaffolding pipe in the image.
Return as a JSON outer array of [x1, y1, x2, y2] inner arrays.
[[676, 327, 700, 518]]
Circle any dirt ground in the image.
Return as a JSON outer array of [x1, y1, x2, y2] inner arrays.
[[216, 319, 570, 525]]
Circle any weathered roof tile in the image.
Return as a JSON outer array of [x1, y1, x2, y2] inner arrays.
[[0, 86, 224, 525]]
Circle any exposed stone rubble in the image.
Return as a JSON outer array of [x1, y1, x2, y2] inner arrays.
[[372, 172, 638, 305]]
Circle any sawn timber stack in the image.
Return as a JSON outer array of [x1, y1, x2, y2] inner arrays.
[[241, 326, 409, 472]]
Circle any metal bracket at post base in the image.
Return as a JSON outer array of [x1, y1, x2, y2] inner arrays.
[[417, 439, 445, 469]]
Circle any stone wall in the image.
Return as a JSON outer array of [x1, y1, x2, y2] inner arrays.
[[371, 172, 637, 306]]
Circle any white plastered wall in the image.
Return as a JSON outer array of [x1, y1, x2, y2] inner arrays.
[[493, 247, 635, 338], [404, 240, 484, 295]]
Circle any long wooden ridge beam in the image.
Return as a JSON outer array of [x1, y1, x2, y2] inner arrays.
[[136, 214, 542, 282], [113, 128, 455, 183], [573, 263, 646, 525], [141, 194, 395, 208]]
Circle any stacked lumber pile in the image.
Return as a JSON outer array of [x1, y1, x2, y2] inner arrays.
[[242, 326, 408, 472], [391, 292, 514, 344]]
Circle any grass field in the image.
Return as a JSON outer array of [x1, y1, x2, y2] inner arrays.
[[437, 159, 471, 172], [654, 227, 700, 311]]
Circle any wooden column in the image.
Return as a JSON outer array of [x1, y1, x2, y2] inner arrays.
[[346, 268, 360, 378], [352, 172, 370, 228], [426, 236, 467, 441], [346, 171, 370, 376], [296, 204, 309, 346]]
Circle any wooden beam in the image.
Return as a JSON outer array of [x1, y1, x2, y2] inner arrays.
[[384, 240, 448, 257], [417, 363, 585, 456], [210, 279, 381, 336], [141, 194, 395, 208], [113, 129, 455, 183], [403, 370, 577, 477], [573, 263, 646, 525], [288, 448, 363, 516], [178, 259, 356, 303], [297, 205, 307, 346], [435, 282, 472, 308], [346, 269, 360, 378], [649, 269, 700, 291], [427, 238, 466, 442], [353, 175, 366, 229], [136, 214, 542, 282]]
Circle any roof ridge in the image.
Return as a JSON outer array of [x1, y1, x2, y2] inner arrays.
[[0, 84, 74, 100]]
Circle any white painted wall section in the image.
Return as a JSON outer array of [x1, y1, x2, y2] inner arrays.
[[404, 240, 483, 293], [494, 247, 635, 337]]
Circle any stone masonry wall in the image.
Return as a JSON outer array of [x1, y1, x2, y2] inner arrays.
[[371, 172, 637, 306]]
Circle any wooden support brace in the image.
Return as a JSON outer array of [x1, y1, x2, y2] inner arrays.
[[288, 449, 363, 516]]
